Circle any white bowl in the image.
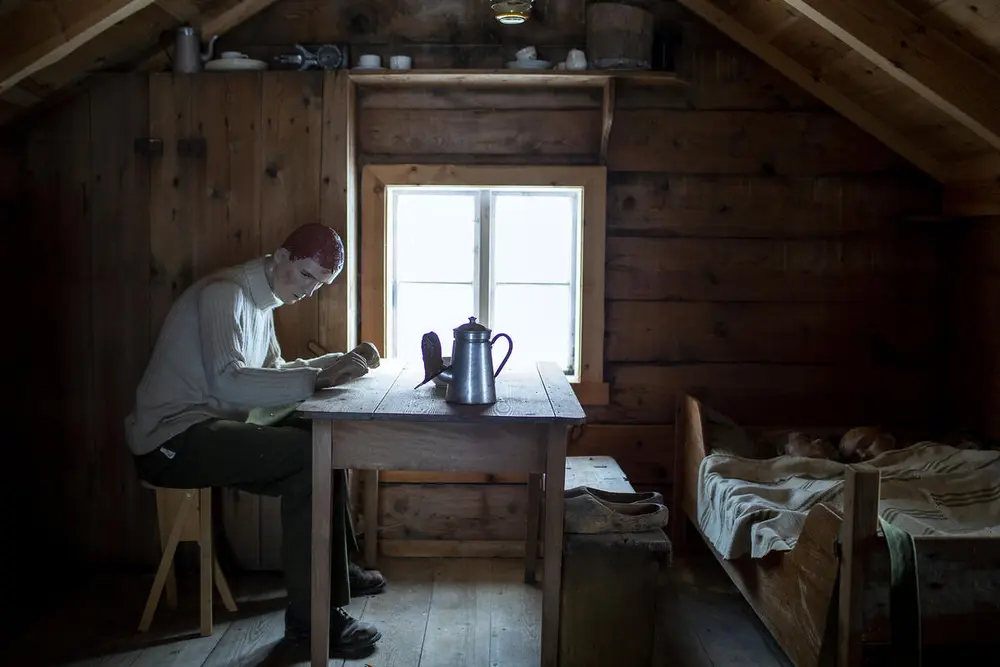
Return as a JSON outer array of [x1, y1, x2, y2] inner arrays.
[[505, 59, 552, 70]]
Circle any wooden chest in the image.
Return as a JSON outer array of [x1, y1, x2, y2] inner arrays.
[[559, 456, 673, 667]]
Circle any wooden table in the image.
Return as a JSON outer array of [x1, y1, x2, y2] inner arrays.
[[296, 359, 586, 667]]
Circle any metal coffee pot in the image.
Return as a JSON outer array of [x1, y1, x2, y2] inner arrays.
[[173, 25, 219, 73], [417, 317, 513, 405]]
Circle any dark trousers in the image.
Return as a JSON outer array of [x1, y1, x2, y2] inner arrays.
[[133, 416, 354, 623]]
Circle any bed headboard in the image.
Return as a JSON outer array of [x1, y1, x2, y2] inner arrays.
[[671, 394, 708, 546]]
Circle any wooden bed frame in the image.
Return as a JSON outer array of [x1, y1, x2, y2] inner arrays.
[[672, 394, 1000, 667]]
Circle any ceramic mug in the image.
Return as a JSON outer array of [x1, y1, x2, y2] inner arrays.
[[358, 54, 382, 68], [566, 49, 587, 70], [515, 45, 537, 61], [390, 55, 412, 70]]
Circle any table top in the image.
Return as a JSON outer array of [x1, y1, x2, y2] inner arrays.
[[297, 359, 586, 424]]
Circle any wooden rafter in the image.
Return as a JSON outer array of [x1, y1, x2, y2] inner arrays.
[[676, 0, 945, 182], [776, 0, 1000, 154], [0, 0, 158, 94]]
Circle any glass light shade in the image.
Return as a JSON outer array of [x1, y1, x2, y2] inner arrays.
[[492, 1, 532, 24]]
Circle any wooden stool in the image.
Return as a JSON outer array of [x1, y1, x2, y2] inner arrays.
[[138, 483, 238, 636]]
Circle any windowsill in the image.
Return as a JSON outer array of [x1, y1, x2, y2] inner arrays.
[[572, 381, 610, 406]]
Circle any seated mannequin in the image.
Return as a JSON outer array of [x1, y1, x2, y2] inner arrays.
[[125, 223, 385, 657]]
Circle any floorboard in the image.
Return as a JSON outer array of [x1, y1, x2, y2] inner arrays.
[[417, 559, 493, 667], [489, 560, 541, 667], [2, 556, 807, 667], [339, 559, 434, 667]]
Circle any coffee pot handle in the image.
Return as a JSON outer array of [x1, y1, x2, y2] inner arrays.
[[490, 333, 513, 377]]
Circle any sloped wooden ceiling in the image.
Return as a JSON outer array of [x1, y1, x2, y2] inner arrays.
[[1, 0, 998, 214], [678, 0, 1000, 215], [0, 0, 281, 126]]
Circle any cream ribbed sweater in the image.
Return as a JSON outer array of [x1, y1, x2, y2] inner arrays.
[[125, 257, 336, 456]]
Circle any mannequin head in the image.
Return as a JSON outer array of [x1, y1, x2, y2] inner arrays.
[[269, 223, 345, 304]]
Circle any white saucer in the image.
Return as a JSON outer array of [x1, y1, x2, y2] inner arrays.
[[505, 60, 552, 70], [205, 58, 267, 71]]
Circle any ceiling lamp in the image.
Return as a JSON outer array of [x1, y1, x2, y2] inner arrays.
[[492, 1, 533, 25]]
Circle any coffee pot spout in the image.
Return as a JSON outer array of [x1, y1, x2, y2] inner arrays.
[[202, 34, 220, 62]]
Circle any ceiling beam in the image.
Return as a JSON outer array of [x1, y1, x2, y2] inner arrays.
[[675, 0, 945, 182], [776, 0, 1000, 154], [943, 180, 1000, 217], [0, 0, 158, 94], [140, 0, 283, 71]]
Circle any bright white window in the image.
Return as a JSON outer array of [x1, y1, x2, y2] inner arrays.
[[385, 185, 583, 379]]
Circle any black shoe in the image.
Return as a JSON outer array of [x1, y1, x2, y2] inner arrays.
[[284, 607, 382, 658], [349, 562, 387, 597]]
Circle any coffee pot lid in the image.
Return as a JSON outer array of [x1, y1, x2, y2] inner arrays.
[[454, 316, 490, 334]]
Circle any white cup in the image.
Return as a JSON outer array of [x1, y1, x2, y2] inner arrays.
[[358, 54, 382, 68], [390, 55, 412, 70], [566, 49, 587, 70], [516, 45, 537, 61]]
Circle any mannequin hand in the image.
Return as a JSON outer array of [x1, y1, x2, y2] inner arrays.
[[310, 352, 344, 371], [316, 351, 369, 389], [351, 341, 381, 369]]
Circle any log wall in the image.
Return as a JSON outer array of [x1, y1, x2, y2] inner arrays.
[[947, 219, 1000, 439], [348, 7, 947, 555], [8, 0, 954, 567]]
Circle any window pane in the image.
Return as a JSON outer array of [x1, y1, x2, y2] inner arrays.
[[394, 283, 475, 361], [493, 193, 575, 284], [395, 192, 476, 283], [492, 284, 573, 372]]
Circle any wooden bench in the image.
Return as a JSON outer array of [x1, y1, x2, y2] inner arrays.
[[559, 456, 673, 667]]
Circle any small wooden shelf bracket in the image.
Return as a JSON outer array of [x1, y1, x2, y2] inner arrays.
[[600, 78, 616, 165]]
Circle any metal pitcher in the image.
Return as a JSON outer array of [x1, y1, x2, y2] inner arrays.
[[418, 317, 513, 405], [173, 25, 219, 73]]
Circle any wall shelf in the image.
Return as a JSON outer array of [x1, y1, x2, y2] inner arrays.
[[347, 69, 688, 88]]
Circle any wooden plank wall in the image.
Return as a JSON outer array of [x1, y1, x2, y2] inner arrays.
[[343, 4, 947, 554], [13, 71, 356, 570], [0, 129, 47, 637], [9, 0, 953, 566], [946, 219, 1000, 440], [13, 77, 158, 570]]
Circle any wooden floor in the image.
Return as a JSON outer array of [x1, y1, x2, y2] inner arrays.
[[2, 555, 795, 667]]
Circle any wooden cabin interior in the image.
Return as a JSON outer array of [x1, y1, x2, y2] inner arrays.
[[0, 1, 997, 666]]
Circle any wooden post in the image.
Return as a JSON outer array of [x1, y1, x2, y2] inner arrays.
[[363, 469, 380, 567], [311, 420, 333, 667], [525, 472, 543, 584], [198, 488, 213, 637], [838, 464, 881, 667], [541, 425, 568, 667]]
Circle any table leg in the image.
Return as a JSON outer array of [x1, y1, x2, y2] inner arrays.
[[311, 420, 333, 667], [363, 469, 379, 568], [525, 472, 543, 584], [540, 425, 567, 667]]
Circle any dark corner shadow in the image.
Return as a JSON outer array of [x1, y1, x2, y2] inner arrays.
[[40, 595, 291, 666]]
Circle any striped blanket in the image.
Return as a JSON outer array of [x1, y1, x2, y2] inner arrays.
[[697, 442, 1000, 560]]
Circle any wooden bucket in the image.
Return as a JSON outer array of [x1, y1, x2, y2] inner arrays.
[[586, 2, 655, 70]]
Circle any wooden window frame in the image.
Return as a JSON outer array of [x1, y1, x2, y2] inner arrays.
[[360, 163, 609, 405]]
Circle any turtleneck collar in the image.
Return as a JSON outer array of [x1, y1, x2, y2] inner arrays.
[[244, 257, 283, 311]]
